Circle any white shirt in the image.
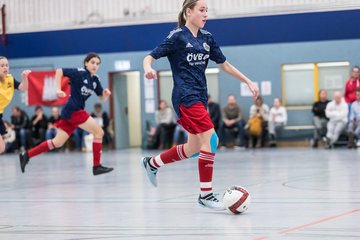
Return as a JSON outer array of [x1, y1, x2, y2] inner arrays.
[[269, 106, 287, 124], [325, 98, 348, 123]]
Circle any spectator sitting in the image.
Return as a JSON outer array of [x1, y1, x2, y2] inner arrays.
[[323, 91, 348, 149], [347, 88, 360, 148], [10, 106, 30, 150], [269, 98, 287, 147], [173, 124, 188, 145], [248, 96, 269, 148], [311, 89, 330, 148], [344, 66, 360, 112], [91, 103, 112, 146], [73, 128, 88, 152], [220, 95, 246, 148], [46, 107, 61, 140], [3, 120, 16, 153], [207, 94, 221, 135], [154, 100, 176, 150], [31, 106, 48, 145]]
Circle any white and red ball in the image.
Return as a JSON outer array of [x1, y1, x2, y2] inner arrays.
[[222, 186, 251, 214]]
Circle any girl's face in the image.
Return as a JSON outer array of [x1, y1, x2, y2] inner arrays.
[[85, 57, 100, 75], [186, 0, 208, 29], [0, 58, 9, 79]]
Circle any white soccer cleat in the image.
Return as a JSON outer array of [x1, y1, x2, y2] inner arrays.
[[198, 193, 225, 211]]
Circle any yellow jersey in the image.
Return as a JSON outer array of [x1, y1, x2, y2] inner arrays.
[[0, 74, 19, 114]]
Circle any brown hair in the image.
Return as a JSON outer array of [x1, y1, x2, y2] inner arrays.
[[178, 0, 199, 28], [83, 52, 101, 68]]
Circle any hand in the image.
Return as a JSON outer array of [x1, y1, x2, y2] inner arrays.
[[247, 81, 259, 99], [21, 70, 31, 79], [103, 88, 111, 97], [145, 68, 157, 80], [56, 90, 66, 98]]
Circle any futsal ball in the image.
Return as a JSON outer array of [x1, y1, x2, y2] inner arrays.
[[222, 186, 251, 214]]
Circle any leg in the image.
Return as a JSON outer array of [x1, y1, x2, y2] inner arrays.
[[0, 136, 5, 154], [330, 122, 346, 145], [236, 120, 246, 146], [19, 129, 69, 173], [78, 117, 113, 175], [19, 128, 27, 149], [313, 116, 322, 142]]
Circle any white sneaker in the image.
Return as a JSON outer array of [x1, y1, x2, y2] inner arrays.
[[140, 157, 158, 187], [356, 140, 360, 147], [198, 193, 225, 211]]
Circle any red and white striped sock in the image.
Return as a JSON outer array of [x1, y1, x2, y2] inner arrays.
[[149, 144, 188, 168], [198, 150, 215, 196], [28, 140, 55, 158]]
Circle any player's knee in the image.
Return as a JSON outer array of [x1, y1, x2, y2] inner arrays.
[[210, 132, 219, 153], [52, 139, 65, 149], [93, 128, 104, 139]]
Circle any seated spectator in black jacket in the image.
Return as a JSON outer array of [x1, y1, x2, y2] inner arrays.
[[220, 95, 246, 148], [11, 106, 30, 150], [46, 107, 61, 140], [208, 94, 221, 135], [31, 106, 48, 145], [311, 89, 330, 148], [91, 103, 111, 146]]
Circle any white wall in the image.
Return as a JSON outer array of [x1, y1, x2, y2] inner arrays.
[[1, 0, 359, 33]]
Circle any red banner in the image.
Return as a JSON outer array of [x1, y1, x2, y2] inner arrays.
[[27, 70, 70, 106]]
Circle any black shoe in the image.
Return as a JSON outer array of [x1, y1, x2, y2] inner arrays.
[[19, 151, 29, 173], [93, 165, 114, 176], [312, 140, 318, 148]]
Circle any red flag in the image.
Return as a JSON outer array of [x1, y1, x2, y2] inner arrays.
[[27, 70, 70, 106]]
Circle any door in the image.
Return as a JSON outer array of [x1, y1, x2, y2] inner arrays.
[[112, 71, 142, 149]]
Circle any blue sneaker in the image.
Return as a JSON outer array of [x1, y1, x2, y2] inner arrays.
[[141, 157, 158, 187], [198, 193, 225, 211]]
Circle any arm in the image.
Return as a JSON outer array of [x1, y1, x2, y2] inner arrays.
[[100, 89, 111, 101], [219, 61, 258, 98], [55, 69, 66, 98], [18, 70, 31, 91], [143, 55, 157, 80]]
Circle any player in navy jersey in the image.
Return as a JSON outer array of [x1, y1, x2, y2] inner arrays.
[[19, 53, 114, 175], [141, 0, 258, 211], [0, 56, 29, 154]]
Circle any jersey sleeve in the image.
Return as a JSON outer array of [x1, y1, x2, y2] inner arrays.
[[94, 77, 104, 96], [149, 30, 178, 59], [13, 79, 20, 89], [209, 35, 226, 64], [62, 68, 80, 80]]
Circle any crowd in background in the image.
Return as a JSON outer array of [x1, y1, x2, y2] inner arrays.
[[147, 66, 360, 150], [3, 66, 359, 153], [2, 103, 112, 153]]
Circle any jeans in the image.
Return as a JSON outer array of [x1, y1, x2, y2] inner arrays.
[[313, 116, 328, 141], [46, 128, 57, 140]]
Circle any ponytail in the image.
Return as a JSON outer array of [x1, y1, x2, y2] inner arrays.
[[177, 0, 199, 28], [177, 9, 186, 28]]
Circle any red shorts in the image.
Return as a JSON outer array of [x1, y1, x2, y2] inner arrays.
[[177, 102, 214, 135], [54, 110, 90, 136]]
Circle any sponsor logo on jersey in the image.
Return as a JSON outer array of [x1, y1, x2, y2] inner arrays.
[[186, 53, 210, 66], [93, 82, 97, 89], [83, 79, 88, 84], [203, 42, 210, 52], [81, 86, 94, 96], [186, 42, 193, 48]]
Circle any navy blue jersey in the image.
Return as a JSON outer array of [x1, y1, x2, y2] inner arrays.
[[61, 68, 103, 120], [150, 26, 226, 117]]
